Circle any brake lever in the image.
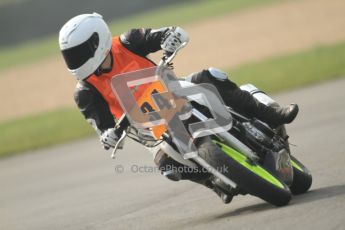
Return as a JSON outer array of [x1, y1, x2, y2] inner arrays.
[[111, 130, 127, 159], [159, 41, 188, 66]]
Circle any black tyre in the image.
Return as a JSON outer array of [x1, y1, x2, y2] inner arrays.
[[290, 155, 312, 195], [197, 137, 291, 207]]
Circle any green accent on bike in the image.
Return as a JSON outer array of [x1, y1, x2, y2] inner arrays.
[[291, 159, 303, 172], [214, 140, 285, 189]]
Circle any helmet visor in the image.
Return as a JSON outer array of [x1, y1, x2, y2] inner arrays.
[[61, 32, 99, 70]]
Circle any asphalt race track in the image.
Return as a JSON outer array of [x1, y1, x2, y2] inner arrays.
[[1, 78, 345, 230]]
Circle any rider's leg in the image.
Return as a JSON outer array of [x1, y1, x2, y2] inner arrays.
[[186, 67, 298, 128], [153, 150, 233, 204]]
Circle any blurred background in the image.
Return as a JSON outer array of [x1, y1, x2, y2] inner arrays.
[[1, 1, 345, 229], [0, 0, 196, 47]]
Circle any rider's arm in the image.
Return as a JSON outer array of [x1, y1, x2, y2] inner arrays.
[[74, 81, 115, 135], [119, 27, 170, 56]]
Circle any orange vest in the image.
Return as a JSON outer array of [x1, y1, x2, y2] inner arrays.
[[86, 37, 155, 119]]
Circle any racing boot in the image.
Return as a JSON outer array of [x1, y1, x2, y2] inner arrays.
[[257, 103, 299, 128], [275, 103, 299, 125]]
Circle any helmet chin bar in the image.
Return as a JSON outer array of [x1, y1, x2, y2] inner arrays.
[[94, 52, 113, 76]]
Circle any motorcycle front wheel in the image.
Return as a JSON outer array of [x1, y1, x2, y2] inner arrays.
[[197, 137, 291, 207]]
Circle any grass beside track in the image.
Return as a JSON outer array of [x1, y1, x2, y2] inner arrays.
[[1, 41, 345, 158], [0, 0, 282, 72], [0, 108, 94, 158], [230, 42, 345, 93]]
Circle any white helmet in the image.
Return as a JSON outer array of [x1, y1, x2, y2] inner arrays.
[[59, 13, 112, 80]]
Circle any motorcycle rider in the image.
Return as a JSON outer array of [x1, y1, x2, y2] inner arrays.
[[59, 13, 298, 204]]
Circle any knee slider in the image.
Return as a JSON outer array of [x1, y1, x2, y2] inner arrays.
[[208, 67, 228, 82], [154, 150, 182, 181]]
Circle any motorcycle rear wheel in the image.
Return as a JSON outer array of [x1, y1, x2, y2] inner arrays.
[[289, 155, 312, 195]]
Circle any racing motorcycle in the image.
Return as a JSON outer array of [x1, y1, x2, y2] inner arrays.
[[110, 42, 312, 207]]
